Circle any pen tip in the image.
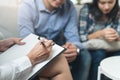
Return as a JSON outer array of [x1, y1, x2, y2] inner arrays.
[[38, 36, 40, 40]]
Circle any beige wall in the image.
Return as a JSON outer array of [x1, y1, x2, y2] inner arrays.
[[0, 1, 18, 39], [0, 0, 18, 6]]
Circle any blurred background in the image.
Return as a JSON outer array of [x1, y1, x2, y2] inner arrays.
[[0, 0, 119, 6], [0, 0, 120, 39]]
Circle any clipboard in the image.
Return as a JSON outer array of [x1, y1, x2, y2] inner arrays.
[[0, 33, 66, 80]]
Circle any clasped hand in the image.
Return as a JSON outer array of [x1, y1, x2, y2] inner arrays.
[[102, 28, 119, 42], [62, 42, 78, 63]]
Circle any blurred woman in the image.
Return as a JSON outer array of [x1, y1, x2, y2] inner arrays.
[[78, 0, 120, 80]]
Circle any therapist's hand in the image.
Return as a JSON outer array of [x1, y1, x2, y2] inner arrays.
[[27, 40, 53, 66], [0, 38, 25, 52]]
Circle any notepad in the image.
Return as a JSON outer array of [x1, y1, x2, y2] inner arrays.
[[0, 33, 66, 80]]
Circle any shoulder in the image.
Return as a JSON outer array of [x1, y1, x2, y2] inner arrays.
[[18, 0, 37, 20], [80, 4, 89, 12], [19, 0, 35, 9], [79, 4, 90, 17]]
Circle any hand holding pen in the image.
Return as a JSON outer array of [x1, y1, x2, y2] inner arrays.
[[38, 36, 55, 48], [28, 37, 53, 66]]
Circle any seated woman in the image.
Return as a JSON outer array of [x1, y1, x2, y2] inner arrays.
[[0, 38, 72, 80], [78, 0, 120, 80]]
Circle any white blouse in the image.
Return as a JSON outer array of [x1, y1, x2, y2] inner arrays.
[[0, 56, 32, 80]]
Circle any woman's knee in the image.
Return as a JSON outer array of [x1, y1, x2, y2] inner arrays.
[[40, 54, 70, 77]]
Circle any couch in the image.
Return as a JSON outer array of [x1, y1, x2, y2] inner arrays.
[[0, 5, 18, 39]]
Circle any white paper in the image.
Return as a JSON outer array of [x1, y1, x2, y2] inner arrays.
[[0, 33, 65, 80]]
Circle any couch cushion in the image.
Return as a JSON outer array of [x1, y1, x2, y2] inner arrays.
[[0, 5, 18, 39]]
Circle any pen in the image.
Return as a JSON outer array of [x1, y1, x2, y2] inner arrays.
[[38, 36, 46, 47], [41, 42, 46, 48], [38, 36, 40, 40], [38, 36, 55, 46]]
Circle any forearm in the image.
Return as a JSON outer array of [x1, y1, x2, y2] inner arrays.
[[88, 30, 103, 40], [0, 39, 14, 51]]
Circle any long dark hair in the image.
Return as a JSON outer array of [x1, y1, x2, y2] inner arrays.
[[89, 0, 119, 21]]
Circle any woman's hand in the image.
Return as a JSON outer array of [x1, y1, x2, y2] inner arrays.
[[27, 40, 53, 66], [102, 28, 119, 42], [0, 38, 25, 52]]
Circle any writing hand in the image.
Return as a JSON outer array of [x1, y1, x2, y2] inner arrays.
[[27, 40, 53, 66]]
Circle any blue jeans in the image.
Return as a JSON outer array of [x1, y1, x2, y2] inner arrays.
[[89, 50, 120, 80], [70, 49, 91, 80]]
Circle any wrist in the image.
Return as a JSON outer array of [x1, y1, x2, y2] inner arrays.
[[27, 54, 36, 66], [98, 30, 104, 39], [77, 48, 80, 54], [6, 38, 15, 45]]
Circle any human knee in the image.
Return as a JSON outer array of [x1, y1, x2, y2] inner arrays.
[[57, 54, 66, 61], [38, 54, 69, 78], [50, 54, 70, 73]]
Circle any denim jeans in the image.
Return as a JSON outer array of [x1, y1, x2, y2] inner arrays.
[[89, 50, 120, 80], [70, 49, 91, 80]]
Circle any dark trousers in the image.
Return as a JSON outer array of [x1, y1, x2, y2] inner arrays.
[[70, 49, 91, 80]]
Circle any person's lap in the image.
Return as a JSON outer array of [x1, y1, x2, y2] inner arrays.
[[32, 49, 92, 80], [70, 49, 91, 80]]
